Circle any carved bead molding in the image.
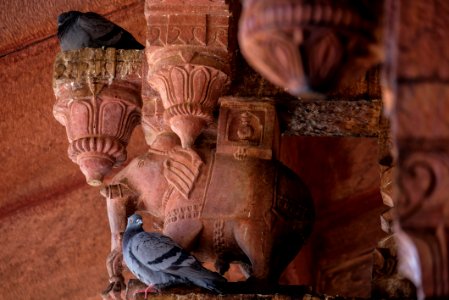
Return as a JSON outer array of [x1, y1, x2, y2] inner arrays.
[[145, 0, 234, 148], [53, 48, 142, 186], [239, 0, 382, 96]]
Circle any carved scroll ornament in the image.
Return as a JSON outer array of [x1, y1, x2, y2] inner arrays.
[[239, 0, 382, 96], [395, 144, 449, 298]]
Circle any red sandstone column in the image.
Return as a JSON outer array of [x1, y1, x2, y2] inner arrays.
[[384, 1, 449, 298]]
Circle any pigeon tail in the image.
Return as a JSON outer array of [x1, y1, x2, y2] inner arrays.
[[174, 264, 227, 293], [192, 277, 226, 294]]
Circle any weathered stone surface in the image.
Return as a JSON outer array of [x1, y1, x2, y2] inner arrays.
[[281, 100, 381, 137], [396, 83, 449, 139], [125, 280, 351, 300], [0, 185, 110, 300], [280, 136, 385, 298], [397, 1, 449, 80]]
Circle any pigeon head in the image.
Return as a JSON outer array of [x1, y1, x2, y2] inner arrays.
[[127, 214, 143, 227], [57, 11, 81, 27]]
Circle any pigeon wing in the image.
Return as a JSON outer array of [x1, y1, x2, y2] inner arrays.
[[77, 12, 122, 46], [130, 232, 194, 272], [129, 231, 226, 292]]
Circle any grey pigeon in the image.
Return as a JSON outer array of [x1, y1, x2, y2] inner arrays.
[[123, 214, 226, 294], [57, 11, 144, 51]]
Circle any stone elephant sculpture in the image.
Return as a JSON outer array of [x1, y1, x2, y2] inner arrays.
[[101, 132, 314, 294]]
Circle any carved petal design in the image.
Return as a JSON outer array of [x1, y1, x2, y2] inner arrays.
[[152, 64, 228, 111], [397, 153, 440, 222], [150, 64, 229, 147]]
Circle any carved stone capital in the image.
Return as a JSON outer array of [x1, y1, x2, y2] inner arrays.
[[239, 0, 382, 96], [53, 48, 143, 186], [144, 0, 234, 148]]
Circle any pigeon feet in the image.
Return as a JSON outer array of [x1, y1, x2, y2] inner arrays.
[[133, 285, 159, 299]]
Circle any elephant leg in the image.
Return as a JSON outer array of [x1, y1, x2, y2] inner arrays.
[[233, 221, 273, 281]]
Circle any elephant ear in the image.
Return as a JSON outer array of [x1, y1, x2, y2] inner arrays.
[[163, 147, 203, 199]]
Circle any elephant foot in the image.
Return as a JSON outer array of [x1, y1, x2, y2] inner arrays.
[[214, 258, 230, 275]]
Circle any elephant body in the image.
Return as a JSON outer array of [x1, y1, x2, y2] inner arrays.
[[104, 142, 314, 282]]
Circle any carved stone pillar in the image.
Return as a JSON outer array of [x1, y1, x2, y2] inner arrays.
[[53, 48, 142, 186], [144, 0, 234, 148], [238, 0, 383, 96], [383, 0, 449, 298]]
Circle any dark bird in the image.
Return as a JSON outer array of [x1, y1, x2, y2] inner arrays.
[[123, 214, 226, 296], [57, 11, 144, 51]]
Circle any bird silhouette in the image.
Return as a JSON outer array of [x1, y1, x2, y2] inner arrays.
[[57, 11, 144, 51]]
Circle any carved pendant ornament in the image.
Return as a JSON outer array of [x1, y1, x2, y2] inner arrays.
[[49, 3, 314, 299], [53, 48, 142, 186], [239, 0, 382, 96]]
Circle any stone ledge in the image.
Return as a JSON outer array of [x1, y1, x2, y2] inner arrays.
[[119, 280, 360, 300]]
